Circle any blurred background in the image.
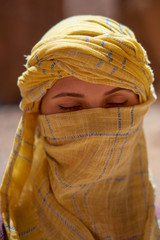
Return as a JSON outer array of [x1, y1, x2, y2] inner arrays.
[[0, 0, 160, 204]]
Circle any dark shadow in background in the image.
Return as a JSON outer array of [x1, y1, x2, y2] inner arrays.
[[0, 0, 63, 104]]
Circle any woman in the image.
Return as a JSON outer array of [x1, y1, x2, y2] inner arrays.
[[0, 15, 159, 240]]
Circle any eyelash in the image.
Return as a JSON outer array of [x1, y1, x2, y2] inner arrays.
[[106, 100, 128, 107], [59, 105, 82, 111], [59, 101, 128, 111]]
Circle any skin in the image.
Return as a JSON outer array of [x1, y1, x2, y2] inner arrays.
[[40, 76, 139, 114]]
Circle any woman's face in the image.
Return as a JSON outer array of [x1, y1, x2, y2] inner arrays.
[[40, 77, 139, 114]]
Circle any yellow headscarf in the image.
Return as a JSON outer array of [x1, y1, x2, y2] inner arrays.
[[0, 15, 159, 240]]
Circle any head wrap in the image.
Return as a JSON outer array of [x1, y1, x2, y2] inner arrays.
[[18, 15, 155, 110], [0, 15, 159, 240]]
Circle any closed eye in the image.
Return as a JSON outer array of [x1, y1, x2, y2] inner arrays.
[[58, 105, 83, 111], [59, 101, 128, 112], [105, 100, 128, 107]]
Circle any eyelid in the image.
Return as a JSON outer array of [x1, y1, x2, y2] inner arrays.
[[105, 94, 128, 103]]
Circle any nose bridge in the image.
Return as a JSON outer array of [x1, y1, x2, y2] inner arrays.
[[88, 102, 101, 108], [84, 84, 108, 109], [86, 96, 102, 109]]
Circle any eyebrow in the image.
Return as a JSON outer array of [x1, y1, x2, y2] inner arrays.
[[52, 92, 85, 99], [52, 87, 131, 99], [103, 87, 131, 95]]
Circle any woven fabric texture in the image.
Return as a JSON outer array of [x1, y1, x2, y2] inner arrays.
[[0, 15, 159, 240]]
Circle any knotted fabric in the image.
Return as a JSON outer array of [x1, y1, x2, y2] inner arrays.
[[0, 15, 159, 240]]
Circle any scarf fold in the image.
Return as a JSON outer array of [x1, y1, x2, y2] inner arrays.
[[0, 15, 159, 240]]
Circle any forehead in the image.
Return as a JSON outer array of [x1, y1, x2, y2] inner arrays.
[[45, 76, 131, 96]]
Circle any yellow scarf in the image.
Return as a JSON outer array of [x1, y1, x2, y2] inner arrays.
[[0, 15, 159, 239]]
